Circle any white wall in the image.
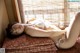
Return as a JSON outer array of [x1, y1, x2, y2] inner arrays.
[[0, 0, 9, 44]]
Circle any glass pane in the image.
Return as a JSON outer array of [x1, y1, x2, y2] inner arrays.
[[68, 1, 80, 23], [21, 0, 64, 10], [21, 0, 64, 26], [68, 0, 80, 2]]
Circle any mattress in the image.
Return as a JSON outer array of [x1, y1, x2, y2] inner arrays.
[[2, 34, 80, 53], [2, 34, 57, 53]]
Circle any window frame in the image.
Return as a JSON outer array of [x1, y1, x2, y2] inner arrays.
[[12, 0, 80, 26], [12, 0, 68, 25]]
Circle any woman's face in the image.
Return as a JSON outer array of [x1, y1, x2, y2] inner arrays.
[[11, 23, 24, 35]]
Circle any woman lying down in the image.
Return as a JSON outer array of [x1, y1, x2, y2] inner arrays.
[[6, 12, 80, 49]]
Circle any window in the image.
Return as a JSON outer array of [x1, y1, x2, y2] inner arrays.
[[68, 1, 80, 21], [17, 0, 80, 28]]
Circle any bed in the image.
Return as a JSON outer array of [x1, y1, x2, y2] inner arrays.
[[2, 34, 80, 53]]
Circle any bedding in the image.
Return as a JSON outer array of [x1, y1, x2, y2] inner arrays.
[[2, 34, 57, 53], [2, 34, 80, 53]]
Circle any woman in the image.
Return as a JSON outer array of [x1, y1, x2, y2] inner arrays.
[[6, 12, 80, 49]]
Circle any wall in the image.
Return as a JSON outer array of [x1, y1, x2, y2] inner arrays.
[[0, 0, 9, 46]]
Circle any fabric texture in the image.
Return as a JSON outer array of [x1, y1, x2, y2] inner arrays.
[[2, 34, 57, 53], [2, 34, 80, 53]]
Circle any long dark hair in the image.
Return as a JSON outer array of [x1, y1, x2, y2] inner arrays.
[[6, 23, 23, 39]]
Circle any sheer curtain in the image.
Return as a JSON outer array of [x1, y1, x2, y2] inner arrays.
[[18, 0, 80, 28]]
